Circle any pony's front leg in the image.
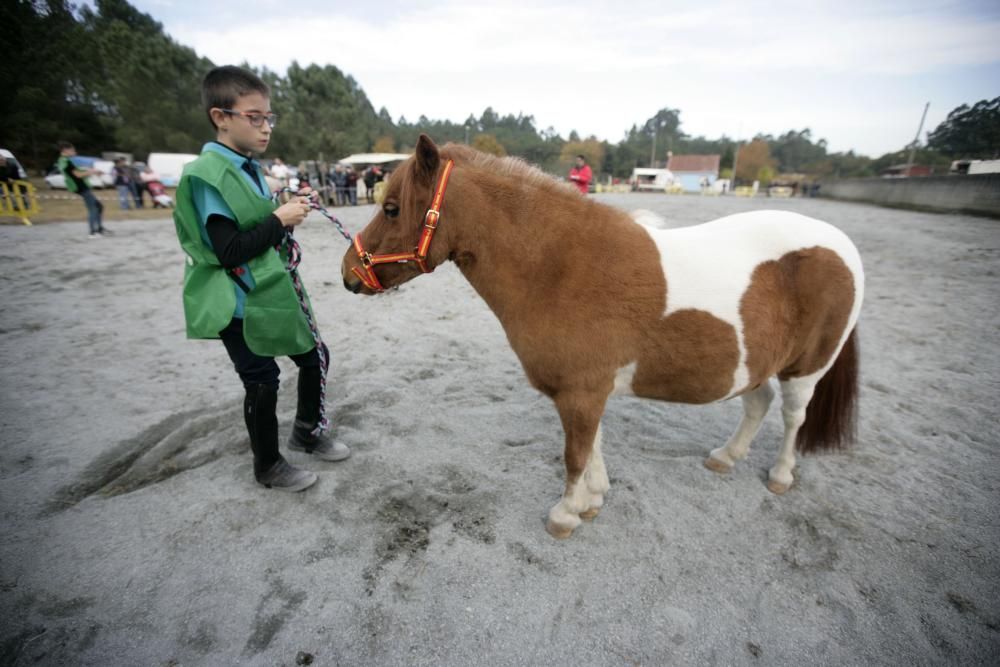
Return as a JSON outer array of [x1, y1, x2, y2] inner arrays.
[[547, 390, 608, 539], [579, 424, 610, 520]]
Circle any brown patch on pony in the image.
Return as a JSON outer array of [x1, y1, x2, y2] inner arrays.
[[631, 309, 741, 404], [741, 247, 855, 384], [796, 328, 859, 452], [741, 246, 858, 452]]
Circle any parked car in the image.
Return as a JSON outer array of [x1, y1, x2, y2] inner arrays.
[[147, 152, 198, 187], [0, 148, 28, 180], [45, 157, 115, 189]]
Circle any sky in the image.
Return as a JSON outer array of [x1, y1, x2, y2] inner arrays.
[[133, 0, 1000, 158]]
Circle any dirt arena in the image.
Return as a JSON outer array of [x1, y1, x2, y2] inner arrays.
[[1, 193, 997, 665]]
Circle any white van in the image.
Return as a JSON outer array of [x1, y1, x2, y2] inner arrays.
[[147, 153, 199, 187], [630, 167, 675, 191]]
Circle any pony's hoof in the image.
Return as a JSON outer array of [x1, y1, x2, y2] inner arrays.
[[704, 456, 733, 474], [580, 506, 601, 521], [545, 519, 576, 539], [766, 479, 791, 495]]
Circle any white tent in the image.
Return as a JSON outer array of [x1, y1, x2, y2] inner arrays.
[[337, 152, 411, 167]]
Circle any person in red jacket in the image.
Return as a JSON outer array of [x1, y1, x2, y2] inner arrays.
[[568, 154, 592, 194]]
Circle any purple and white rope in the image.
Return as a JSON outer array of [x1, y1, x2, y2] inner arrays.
[[269, 188, 352, 436]]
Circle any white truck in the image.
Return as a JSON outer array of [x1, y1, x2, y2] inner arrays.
[[630, 168, 676, 191]]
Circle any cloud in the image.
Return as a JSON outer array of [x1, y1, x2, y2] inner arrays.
[[162, 0, 1000, 155]]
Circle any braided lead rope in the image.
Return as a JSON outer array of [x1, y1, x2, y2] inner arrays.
[[273, 187, 352, 241], [279, 230, 330, 436], [269, 188, 345, 437]]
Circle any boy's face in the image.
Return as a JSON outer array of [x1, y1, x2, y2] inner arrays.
[[62, 146, 77, 157], [213, 92, 272, 155]]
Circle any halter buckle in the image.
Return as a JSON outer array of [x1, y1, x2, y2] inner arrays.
[[424, 209, 440, 229]]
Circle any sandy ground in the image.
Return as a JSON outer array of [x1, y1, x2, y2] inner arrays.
[[0, 193, 997, 665]]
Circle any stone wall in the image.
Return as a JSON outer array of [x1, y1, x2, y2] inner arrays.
[[820, 174, 1000, 217]]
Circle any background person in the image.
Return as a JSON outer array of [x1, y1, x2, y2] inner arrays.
[[269, 157, 290, 188], [113, 158, 134, 210], [0, 155, 27, 209], [56, 141, 111, 237], [363, 166, 377, 204], [568, 154, 592, 195], [345, 166, 358, 205]]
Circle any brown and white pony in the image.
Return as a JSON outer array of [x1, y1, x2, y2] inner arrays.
[[341, 135, 864, 539]]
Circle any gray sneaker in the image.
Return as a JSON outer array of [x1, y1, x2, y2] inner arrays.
[[288, 430, 352, 462], [256, 459, 317, 492]]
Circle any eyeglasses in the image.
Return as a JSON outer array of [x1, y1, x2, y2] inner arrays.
[[218, 109, 278, 129]]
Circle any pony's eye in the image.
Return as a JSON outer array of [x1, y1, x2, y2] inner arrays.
[[383, 204, 400, 219]]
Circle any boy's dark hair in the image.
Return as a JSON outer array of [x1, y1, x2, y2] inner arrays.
[[201, 66, 270, 129], [57, 141, 74, 151], [576, 154, 586, 161]]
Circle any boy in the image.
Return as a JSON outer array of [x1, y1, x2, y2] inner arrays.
[[173, 66, 350, 492], [56, 142, 111, 237]]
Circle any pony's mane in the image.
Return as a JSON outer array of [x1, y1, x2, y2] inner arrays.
[[440, 144, 580, 196]]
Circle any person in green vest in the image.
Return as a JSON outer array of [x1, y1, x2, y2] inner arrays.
[[173, 65, 350, 492], [56, 141, 111, 238]]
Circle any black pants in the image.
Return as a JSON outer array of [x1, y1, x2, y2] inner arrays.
[[219, 318, 319, 388]]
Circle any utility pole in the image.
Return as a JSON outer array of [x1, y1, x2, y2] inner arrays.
[[650, 128, 657, 167], [731, 141, 740, 189], [905, 102, 930, 177]]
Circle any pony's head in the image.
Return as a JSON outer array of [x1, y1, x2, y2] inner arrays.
[[341, 134, 453, 294]]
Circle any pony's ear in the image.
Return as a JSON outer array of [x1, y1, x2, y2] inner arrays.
[[414, 134, 440, 184]]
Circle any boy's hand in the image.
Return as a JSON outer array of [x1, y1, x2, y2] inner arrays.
[[295, 186, 319, 203], [274, 197, 312, 227]]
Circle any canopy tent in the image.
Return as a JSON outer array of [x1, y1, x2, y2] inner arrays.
[[337, 152, 411, 168]]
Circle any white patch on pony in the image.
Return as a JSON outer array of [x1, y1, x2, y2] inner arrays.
[[611, 362, 638, 396], [583, 424, 610, 504], [630, 209, 670, 230], [633, 210, 864, 400]]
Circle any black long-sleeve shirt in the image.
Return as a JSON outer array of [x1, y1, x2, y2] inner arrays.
[[206, 213, 286, 269]]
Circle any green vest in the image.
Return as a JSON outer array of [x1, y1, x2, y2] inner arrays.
[[57, 156, 89, 193], [173, 151, 316, 356]]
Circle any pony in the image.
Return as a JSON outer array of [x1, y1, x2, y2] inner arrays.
[[341, 135, 864, 539]]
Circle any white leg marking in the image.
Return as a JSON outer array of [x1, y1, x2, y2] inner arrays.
[[709, 381, 775, 468], [549, 425, 609, 530], [547, 476, 589, 532], [769, 377, 815, 491], [583, 425, 610, 511]]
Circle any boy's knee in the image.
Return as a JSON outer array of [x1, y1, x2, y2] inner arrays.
[[291, 346, 321, 369]]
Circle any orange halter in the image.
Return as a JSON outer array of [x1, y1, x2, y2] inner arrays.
[[351, 159, 455, 293]]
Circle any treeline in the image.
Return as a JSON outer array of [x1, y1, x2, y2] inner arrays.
[[2, 0, 996, 182]]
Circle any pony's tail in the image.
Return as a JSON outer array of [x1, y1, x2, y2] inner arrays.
[[796, 328, 859, 454]]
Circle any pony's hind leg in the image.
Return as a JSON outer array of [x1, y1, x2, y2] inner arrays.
[[767, 377, 814, 494], [705, 382, 775, 473], [547, 390, 608, 539]]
